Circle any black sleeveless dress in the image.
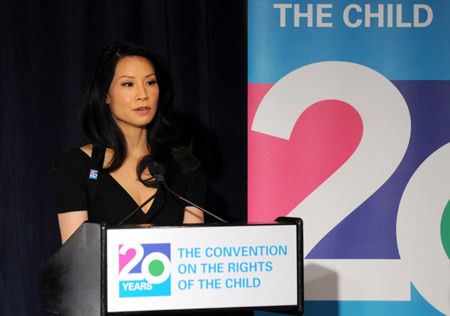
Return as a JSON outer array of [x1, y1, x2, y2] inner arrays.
[[54, 147, 206, 225]]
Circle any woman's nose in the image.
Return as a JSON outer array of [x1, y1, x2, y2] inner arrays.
[[136, 84, 149, 100]]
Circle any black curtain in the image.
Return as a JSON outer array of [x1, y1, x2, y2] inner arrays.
[[0, 1, 247, 314]]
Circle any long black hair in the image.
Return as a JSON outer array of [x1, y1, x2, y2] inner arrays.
[[79, 41, 198, 186]]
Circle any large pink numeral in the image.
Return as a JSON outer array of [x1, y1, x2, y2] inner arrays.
[[119, 243, 144, 281]]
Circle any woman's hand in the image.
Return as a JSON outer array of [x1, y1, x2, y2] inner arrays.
[[183, 206, 204, 224]]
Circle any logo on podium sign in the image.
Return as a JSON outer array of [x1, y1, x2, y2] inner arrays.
[[118, 243, 171, 297]]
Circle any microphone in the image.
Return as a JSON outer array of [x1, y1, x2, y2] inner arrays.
[[116, 176, 160, 225], [149, 164, 228, 223]]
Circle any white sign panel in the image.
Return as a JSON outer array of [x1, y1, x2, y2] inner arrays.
[[107, 224, 299, 312]]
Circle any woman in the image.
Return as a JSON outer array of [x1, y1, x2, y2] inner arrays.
[[55, 42, 205, 244]]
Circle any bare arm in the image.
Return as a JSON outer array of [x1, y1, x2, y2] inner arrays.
[[57, 210, 89, 244], [183, 206, 204, 224]]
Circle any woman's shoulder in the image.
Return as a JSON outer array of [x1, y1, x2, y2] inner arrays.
[[79, 144, 93, 157], [54, 146, 92, 171], [55, 144, 114, 170]]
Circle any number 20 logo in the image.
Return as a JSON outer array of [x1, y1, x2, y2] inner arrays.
[[118, 243, 171, 297], [251, 61, 450, 315]]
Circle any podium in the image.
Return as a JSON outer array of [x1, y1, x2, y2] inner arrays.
[[39, 218, 303, 315]]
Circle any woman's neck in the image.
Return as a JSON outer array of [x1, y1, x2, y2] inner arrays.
[[121, 127, 150, 160]]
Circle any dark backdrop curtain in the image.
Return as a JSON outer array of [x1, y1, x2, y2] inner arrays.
[[0, 1, 247, 314]]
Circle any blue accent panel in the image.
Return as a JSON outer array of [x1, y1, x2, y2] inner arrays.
[[254, 284, 445, 316], [119, 277, 171, 297], [249, 0, 450, 82]]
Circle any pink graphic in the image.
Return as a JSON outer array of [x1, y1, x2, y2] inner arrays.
[[119, 244, 136, 274], [248, 83, 364, 221]]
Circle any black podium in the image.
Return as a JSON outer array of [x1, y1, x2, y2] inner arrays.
[[39, 218, 303, 315]]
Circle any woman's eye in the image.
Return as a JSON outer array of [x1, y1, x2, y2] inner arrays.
[[146, 80, 157, 86], [122, 82, 133, 87]]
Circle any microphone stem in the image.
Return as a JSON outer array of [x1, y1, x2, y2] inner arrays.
[[160, 180, 228, 223], [117, 185, 159, 225]]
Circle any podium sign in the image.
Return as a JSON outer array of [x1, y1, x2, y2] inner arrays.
[[107, 224, 300, 313], [39, 218, 303, 315]]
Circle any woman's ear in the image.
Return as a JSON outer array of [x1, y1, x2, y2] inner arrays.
[[105, 94, 110, 104]]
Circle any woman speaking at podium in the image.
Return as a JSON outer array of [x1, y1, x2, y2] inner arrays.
[[54, 42, 205, 244]]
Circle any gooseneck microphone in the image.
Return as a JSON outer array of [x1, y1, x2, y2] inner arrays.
[[116, 178, 160, 225], [149, 164, 228, 223]]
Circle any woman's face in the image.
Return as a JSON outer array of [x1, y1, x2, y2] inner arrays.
[[106, 56, 159, 132]]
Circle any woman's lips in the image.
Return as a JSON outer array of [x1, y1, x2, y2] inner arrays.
[[135, 106, 151, 113]]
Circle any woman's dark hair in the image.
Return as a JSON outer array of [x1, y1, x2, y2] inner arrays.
[[79, 41, 198, 186]]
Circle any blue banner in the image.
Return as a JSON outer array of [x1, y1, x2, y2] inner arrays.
[[248, 1, 450, 315], [249, 0, 450, 82]]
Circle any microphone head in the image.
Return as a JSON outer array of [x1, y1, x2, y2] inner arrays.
[[149, 164, 165, 181]]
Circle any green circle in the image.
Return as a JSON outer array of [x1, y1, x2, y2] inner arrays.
[[441, 199, 450, 260], [148, 259, 165, 277]]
